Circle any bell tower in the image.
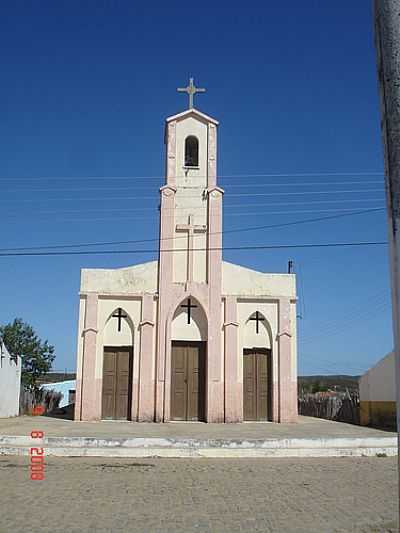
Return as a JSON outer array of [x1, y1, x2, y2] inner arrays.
[[156, 79, 224, 422]]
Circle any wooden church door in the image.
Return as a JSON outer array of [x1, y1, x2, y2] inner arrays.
[[171, 341, 206, 421], [243, 349, 271, 421], [102, 347, 133, 420]]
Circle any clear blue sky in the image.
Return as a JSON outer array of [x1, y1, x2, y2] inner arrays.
[[0, 1, 391, 375]]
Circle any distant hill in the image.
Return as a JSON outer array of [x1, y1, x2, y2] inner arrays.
[[298, 375, 360, 393]]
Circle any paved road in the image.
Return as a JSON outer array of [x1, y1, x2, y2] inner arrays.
[[1, 456, 397, 532]]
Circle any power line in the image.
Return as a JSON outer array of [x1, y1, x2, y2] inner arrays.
[[0, 241, 387, 257], [225, 206, 385, 218], [300, 293, 390, 344], [226, 189, 383, 197], [0, 189, 384, 205], [2, 180, 385, 193], [0, 208, 385, 252], [298, 294, 391, 373], [0, 198, 384, 218], [0, 171, 385, 181], [1, 206, 385, 224]]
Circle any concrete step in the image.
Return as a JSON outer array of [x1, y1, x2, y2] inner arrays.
[[0, 435, 397, 458]]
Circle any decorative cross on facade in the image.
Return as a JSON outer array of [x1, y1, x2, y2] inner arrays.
[[181, 298, 198, 324], [112, 308, 127, 332], [177, 77, 206, 109], [176, 214, 207, 283], [250, 311, 265, 334]]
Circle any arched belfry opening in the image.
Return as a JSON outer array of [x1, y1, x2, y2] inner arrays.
[[184, 135, 199, 167], [101, 308, 134, 420], [243, 311, 273, 421], [170, 297, 207, 421]]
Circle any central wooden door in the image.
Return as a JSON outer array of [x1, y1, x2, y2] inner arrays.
[[243, 349, 271, 421], [171, 341, 206, 421], [102, 347, 133, 420]]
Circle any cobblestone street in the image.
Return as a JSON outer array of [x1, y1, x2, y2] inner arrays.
[[0, 456, 397, 532]]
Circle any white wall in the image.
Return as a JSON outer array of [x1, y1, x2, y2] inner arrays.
[[171, 301, 207, 341], [0, 339, 21, 417], [359, 352, 396, 402], [103, 311, 134, 346], [81, 261, 158, 294], [223, 261, 296, 297]]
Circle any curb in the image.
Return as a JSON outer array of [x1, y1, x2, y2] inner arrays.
[[0, 435, 397, 458]]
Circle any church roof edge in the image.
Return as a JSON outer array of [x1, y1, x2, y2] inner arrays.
[[165, 108, 219, 125]]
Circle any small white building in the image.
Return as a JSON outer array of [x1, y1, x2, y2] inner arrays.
[[0, 338, 21, 418], [359, 351, 397, 429], [41, 380, 76, 408]]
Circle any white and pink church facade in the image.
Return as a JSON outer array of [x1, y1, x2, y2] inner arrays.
[[74, 92, 298, 424]]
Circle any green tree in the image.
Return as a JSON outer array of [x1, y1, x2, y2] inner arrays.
[[311, 380, 329, 393], [0, 318, 55, 390]]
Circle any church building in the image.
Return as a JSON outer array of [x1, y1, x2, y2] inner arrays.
[[74, 79, 298, 424]]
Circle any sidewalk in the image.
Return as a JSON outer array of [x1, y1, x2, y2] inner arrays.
[[0, 415, 397, 458]]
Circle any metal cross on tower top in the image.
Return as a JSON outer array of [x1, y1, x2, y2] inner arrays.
[[177, 77, 206, 109]]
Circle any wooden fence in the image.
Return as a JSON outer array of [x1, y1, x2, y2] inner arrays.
[[19, 388, 62, 416], [298, 392, 360, 425]]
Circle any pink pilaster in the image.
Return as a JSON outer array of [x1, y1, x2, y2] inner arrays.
[[207, 185, 224, 422], [138, 293, 155, 421], [272, 368, 280, 423], [156, 184, 176, 421], [224, 295, 242, 422], [166, 121, 176, 187], [278, 298, 298, 423], [207, 123, 217, 189], [74, 378, 82, 421], [79, 293, 101, 421]]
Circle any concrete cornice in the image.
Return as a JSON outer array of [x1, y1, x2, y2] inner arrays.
[[224, 295, 297, 302], [223, 321, 239, 328], [207, 186, 224, 196], [139, 320, 155, 328], [160, 185, 177, 195], [82, 327, 98, 335], [276, 331, 292, 339], [80, 292, 157, 299], [165, 108, 219, 125], [80, 292, 294, 302]]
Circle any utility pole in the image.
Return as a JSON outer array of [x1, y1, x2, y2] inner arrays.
[[374, 0, 400, 519]]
